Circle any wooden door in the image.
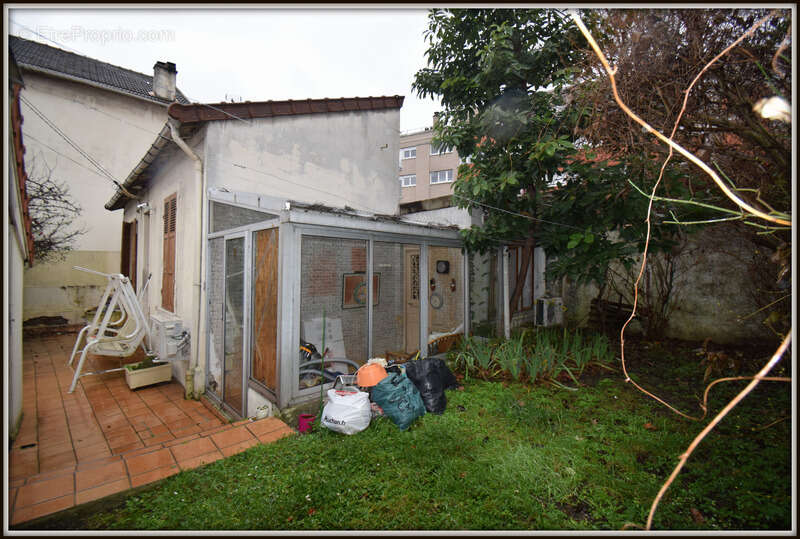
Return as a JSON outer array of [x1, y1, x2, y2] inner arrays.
[[404, 247, 420, 353], [120, 220, 138, 291]]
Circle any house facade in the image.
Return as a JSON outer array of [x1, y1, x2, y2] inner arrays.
[[7, 50, 36, 439], [9, 35, 189, 328], [105, 96, 469, 418]]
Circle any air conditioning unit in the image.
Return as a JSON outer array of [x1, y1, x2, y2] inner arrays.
[[535, 297, 564, 327], [150, 311, 186, 360]]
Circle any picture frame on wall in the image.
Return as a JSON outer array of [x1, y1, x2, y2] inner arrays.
[[342, 272, 380, 309]]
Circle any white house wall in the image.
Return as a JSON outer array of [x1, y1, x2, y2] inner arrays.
[[7, 169, 27, 437], [203, 109, 401, 215], [122, 138, 205, 388], [20, 71, 167, 325]]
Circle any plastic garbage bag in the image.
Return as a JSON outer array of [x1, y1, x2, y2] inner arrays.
[[370, 372, 425, 430], [404, 358, 459, 414], [320, 389, 372, 435]]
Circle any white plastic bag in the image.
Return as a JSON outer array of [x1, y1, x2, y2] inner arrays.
[[320, 388, 372, 435]]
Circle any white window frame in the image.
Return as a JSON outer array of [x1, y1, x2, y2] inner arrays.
[[430, 142, 453, 156], [430, 169, 454, 185], [399, 174, 417, 188], [400, 147, 417, 160]]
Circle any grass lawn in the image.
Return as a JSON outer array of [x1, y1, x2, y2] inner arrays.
[[19, 338, 791, 531]]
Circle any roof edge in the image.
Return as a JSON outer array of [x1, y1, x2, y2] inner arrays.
[[105, 122, 174, 211], [18, 63, 178, 107], [167, 95, 404, 123]]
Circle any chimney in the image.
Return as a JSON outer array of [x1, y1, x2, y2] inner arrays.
[[153, 61, 177, 101]]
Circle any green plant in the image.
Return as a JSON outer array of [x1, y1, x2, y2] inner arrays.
[[124, 355, 160, 371]]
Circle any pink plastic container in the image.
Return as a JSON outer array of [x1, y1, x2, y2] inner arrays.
[[297, 413, 316, 433]]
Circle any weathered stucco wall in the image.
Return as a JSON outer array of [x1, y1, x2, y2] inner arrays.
[[122, 139, 204, 387], [562, 225, 778, 344], [204, 109, 401, 215], [19, 70, 167, 325]]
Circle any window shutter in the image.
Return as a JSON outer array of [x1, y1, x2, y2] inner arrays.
[[161, 194, 177, 311]]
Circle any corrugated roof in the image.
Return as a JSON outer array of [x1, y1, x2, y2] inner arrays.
[[9, 35, 190, 105]]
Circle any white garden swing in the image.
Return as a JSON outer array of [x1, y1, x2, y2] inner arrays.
[[67, 267, 153, 393]]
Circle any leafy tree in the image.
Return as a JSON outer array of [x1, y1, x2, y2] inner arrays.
[[572, 8, 792, 336], [412, 8, 683, 299]]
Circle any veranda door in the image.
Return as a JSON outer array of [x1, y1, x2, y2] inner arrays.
[[207, 233, 248, 417]]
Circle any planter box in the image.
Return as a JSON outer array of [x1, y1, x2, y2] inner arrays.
[[125, 361, 172, 389]]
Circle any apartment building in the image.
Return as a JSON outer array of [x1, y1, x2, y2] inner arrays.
[[398, 115, 462, 211]]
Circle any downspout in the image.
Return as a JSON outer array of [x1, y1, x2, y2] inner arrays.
[[168, 119, 205, 399]]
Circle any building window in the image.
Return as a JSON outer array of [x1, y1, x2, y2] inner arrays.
[[400, 147, 417, 160], [161, 193, 177, 312], [430, 169, 454, 185], [430, 142, 453, 156], [399, 174, 417, 188]]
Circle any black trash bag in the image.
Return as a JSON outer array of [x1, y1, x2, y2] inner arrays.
[[405, 358, 458, 414], [370, 372, 425, 430]]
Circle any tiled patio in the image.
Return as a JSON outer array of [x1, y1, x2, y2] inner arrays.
[[8, 333, 295, 527]]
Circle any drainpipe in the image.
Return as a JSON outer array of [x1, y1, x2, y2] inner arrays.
[[168, 119, 205, 399]]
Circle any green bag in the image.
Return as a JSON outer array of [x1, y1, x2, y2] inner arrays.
[[370, 372, 426, 430]]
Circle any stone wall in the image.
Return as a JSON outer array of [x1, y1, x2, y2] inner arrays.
[[562, 225, 781, 344]]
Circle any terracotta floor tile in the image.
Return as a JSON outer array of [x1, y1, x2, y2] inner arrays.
[[130, 464, 179, 488], [75, 477, 131, 505], [10, 477, 27, 488], [165, 417, 196, 431], [169, 424, 202, 439], [106, 425, 138, 440], [109, 440, 144, 455], [256, 427, 296, 445], [11, 494, 74, 526], [149, 423, 171, 436], [124, 448, 175, 477], [177, 451, 223, 471], [246, 417, 287, 437], [98, 414, 130, 432], [76, 454, 123, 471], [106, 429, 140, 447], [16, 473, 74, 508], [170, 437, 217, 463], [75, 460, 127, 491], [164, 433, 200, 448], [9, 450, 38, 480], [200, 424, 234, 437], [220, 438, 258, 457], [26, 466, 75, 484], [210, 426, 255, 449], [143, 436, 171, 448], [38, 442, 74, 458], [38, 451, 77, 474], [73, 434, 107, 448]]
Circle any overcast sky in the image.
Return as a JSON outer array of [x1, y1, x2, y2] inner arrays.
[[7, 6, 442, 133]]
